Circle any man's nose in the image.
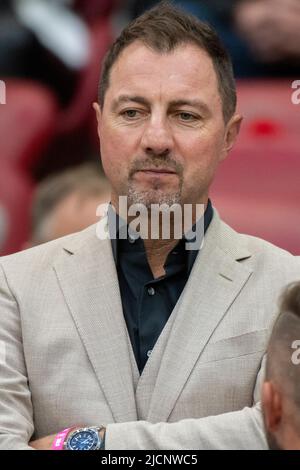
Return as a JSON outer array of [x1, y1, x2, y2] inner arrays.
[[140, 116, 174, 157]]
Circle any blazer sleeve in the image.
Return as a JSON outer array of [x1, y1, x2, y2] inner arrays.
[[105, 356, 268, 450], [0, 263, 34, 450]]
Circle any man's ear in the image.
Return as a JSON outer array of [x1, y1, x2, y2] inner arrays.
[[220, 113, 243, 161], [93, 102, 102, 137], [262, 381, 282, 432]]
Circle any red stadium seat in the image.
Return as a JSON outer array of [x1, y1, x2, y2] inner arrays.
[[0, 80, 58, 172], [211, 80, 300, 254], [0, 80, 57, 254], [74, 0, 118, 24]]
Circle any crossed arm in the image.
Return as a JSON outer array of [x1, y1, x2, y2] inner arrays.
[[30, 434, 57, 450], [0, 263, 268, 450], [27, 403, 267, 450]]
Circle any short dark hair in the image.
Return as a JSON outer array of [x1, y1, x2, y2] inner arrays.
[[99, 1, 236, 123], [266, 282, 300, 411]]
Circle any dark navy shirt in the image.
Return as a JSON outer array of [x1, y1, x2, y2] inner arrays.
[[110, 200, 213, 374]]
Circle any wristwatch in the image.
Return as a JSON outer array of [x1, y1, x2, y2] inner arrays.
[[64, 426, 105, 450]]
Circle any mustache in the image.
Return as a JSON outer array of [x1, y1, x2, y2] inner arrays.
[[129, 157, 183, 177]]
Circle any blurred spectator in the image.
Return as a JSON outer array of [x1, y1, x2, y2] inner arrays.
[[13, 0, 90, 71], [0, 1, 34, 78], [0, 0, 90, 106], [263, 282, 300, 450], [27, 163, 111, 246], [133, 0, 300, 77], [234, 0, 300, 63]]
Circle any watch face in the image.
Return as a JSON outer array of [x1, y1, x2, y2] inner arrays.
[[67, 429, 99, 450]]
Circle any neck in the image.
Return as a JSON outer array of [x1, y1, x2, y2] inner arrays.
[[111, 194, 209, 278], [143, 237, 179, 278]]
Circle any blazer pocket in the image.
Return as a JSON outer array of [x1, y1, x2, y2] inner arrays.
[[199, 329, 269, 364]]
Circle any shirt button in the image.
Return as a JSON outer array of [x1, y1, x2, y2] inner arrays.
[[147, 350, 152, 357], [147, 286, 155, 296]]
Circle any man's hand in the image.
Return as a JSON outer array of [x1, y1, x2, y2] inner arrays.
[[29, 433, 57, 450], [29, 427, 106, 450]]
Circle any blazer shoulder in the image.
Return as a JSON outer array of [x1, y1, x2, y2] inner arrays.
[[238, 231, 297, 260], [217, 218, 300, 275]]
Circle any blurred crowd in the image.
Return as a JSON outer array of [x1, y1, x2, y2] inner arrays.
[[0, 0, 300, 255], [135, 0, 300, 77]]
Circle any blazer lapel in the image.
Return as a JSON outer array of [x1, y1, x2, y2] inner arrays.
[[53, 223, 137, 422], [146, 214, 253, 423]]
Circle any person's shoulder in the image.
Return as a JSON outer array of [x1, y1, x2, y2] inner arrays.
[[238, 231, 296, 258], [218, 217, 300, 274]]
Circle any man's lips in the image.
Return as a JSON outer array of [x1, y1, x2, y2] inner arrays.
[[136, 168, 177, 175]]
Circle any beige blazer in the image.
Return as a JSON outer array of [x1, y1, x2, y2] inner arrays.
[[0, 211, 299, 449]]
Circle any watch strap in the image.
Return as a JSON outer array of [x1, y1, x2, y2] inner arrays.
[[99, 427, 106, 450], [51, 427, 74, 450]]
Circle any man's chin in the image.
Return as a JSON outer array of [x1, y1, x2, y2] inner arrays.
[[127, 188, 182, 208]]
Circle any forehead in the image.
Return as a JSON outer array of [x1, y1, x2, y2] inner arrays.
[[106, 41, 221, 105]]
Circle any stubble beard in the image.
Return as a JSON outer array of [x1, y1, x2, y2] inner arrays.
[[127, 184, 182, 209], [124, 156, 184, 209], [126, 170, 184, 209]]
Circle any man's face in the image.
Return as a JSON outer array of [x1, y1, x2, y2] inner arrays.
[[95, 41, 240, 208]]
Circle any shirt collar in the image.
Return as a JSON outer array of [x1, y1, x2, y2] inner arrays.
[[109, 199, 213, 271]]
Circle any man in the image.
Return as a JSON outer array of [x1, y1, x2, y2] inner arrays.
[[27, 164, 111, 246], [262, 282, 300, 450], [0, 2, 299, 450]]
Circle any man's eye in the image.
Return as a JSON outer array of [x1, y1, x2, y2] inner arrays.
[[178, 112, 196, 121], [122, 110, 140, 119]]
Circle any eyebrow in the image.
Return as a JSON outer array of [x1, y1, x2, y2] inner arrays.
[[168, 99, 210, 115], [112, 95, 150, 112], [111, 95, 210, 114]]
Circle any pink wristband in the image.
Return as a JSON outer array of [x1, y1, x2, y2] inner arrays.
[[51, 427, 73, 450]]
